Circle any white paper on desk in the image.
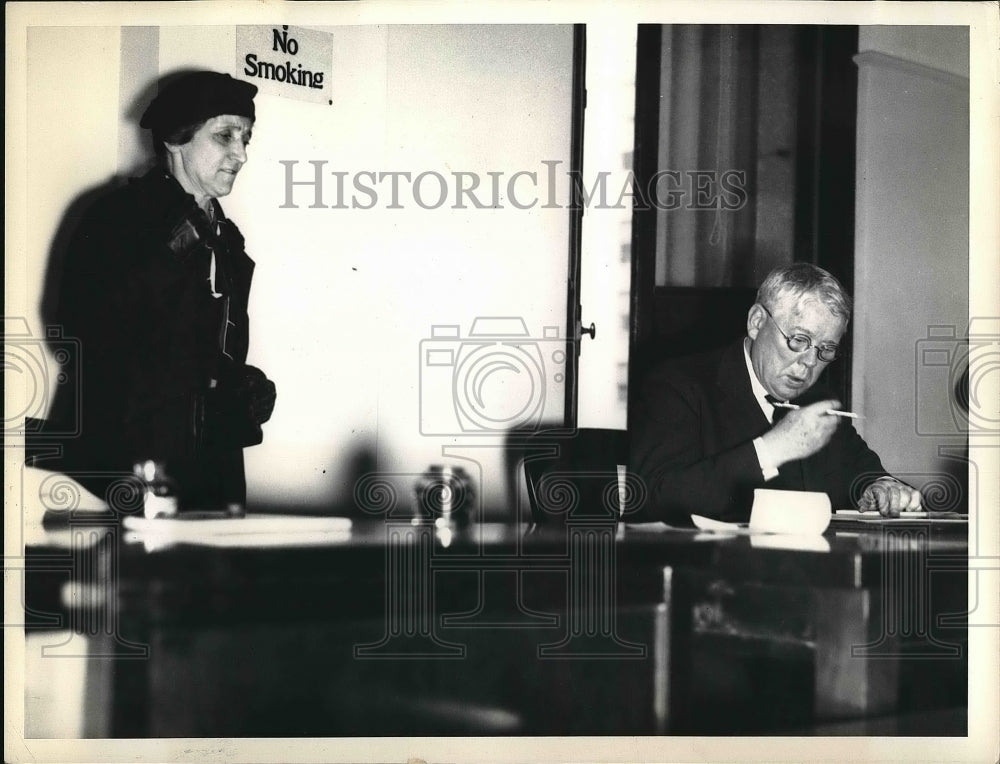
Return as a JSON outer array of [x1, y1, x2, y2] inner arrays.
[[122, 513, 353, 548], [833, 509, 967, 523], [749, 489, 831, 535], [690, 513, 829, 550], [692, 491, 832, 536], [750, 534, 831, 553], [690, 514, 747, 533]]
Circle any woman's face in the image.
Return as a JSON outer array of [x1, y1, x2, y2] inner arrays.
[[165, 114, 253, 204]]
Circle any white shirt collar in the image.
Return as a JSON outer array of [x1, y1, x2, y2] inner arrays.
[[743, 338, 775, 424]]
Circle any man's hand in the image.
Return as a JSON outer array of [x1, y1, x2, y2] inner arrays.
[[759, 399, 842, 468], [859, 476, 922, 517]]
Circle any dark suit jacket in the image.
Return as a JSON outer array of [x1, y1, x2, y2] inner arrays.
[[629, 341, 888, 524]]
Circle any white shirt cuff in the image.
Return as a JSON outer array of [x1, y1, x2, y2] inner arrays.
[[753, 437, 780, 481]]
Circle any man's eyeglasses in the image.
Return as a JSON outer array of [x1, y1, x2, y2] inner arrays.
[[760, 305, 840, 363]]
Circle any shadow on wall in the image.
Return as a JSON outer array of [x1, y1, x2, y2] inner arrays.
[[339, 442, 379, 517], [30, 73, 179, 497], [935, 365, 970, 513], [39, 67, 210, 331], [247, 441, 380, 516], [908, 362, 971, 514], [39, 179, 126, 333]]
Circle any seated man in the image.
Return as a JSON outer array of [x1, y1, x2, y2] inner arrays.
[[630, 263, 921, 524]]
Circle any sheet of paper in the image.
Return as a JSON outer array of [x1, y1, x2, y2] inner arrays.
[[122, 513, 353, 549], [691, 514, 747, 533], [832, 510, 967, 523], [749, 534, 831, 553], [749, 489, 831, 534]]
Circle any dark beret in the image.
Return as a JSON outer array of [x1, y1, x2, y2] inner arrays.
[[140, 71, 257, 135]]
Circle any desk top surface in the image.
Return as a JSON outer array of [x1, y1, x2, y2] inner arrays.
[[26, 511, 969, 592]]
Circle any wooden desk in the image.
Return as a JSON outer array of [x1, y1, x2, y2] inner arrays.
[[22, 513, 968, 736]]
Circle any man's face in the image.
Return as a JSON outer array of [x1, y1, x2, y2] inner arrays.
[[747, 294, 847, 401], [165, 114, 253, 203]]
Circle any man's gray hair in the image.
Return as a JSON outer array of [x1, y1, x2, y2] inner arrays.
[[756, 263, 852, 321]]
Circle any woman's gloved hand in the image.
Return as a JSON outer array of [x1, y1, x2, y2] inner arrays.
[[235, 364, 276, 425]]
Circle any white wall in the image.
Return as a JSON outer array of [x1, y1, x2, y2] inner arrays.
[[852, 26, 969, 492], [23, 26, 121, 313], [23, 25, 575, 516], [860, 25, 969, 78], [17, 28, 122, 442]]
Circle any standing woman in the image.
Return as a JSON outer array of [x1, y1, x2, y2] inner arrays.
[[50, 70, 276, 512]]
